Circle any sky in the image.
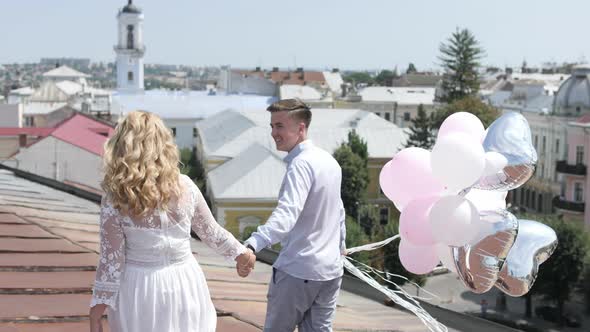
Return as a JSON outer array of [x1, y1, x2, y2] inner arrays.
[[1, 0, 589, 71]]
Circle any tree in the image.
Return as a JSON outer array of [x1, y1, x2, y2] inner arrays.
[[343, 72, 374, 85], [347, 130, 368, 166], [345, 216, 372, 265], [438, 28, 484, 103], [404, 104, 434, 149], [406, 63, 417, 74], [524, 214, 589, 325], [333, 144, 368, 219], [432, 95, 500, 129], [179, 147, 209, 209], [375, 70, 394, 86]]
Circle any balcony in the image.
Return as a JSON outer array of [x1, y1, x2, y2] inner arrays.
[[556, 160, 587, 176], [553, 196, 585, 213]]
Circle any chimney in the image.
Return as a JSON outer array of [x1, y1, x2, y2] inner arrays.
[[18, 134, 27, 148]]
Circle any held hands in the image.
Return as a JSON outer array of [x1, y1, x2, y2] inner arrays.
[[235, 248, 256, 277]]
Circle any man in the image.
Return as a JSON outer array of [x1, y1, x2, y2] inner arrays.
[[244, 99, 346, 332]]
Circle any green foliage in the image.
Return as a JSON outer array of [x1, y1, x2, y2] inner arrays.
[[347, 130, 368, 166], [343, 72, 374, 85], [438, 28, 484, 103], [241, 225, 258, 241], [179, 147, 210, 208], [432, 96, 500, 129], [374, 70, 395, 86], [334, 145, 368, 218], [521, 214, 590, 325], [345, 216, 371, 265], [404, 104, 435, 149], [406, 63, 417, 74]]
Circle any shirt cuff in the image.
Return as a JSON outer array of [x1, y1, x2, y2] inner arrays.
[[245, 236, 266, 253]]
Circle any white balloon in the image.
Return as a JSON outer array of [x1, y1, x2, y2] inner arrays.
[[435, 243, 457, 274], [465, 189, 507, 211], [431, 133, 486, 191], [482, 151, 508, 176], [429, 195, 479, 246]]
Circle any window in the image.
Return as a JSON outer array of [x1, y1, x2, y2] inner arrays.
[[24, 116, 34, 127], [537, 193, 543, 213], [574, 182, 584, 202], [128, 71, 134, 82], [379, 207, 389, 225], [540, 164, 544, 178], [384, 112, 391, 121], [555, 139, 560, 154], [531, 191, 536, 209], [127, 25, 134, 49], [404, 112, 411, 121], [576, 146, 584, 164], [171, 127, 176, 137], [576, 106, 581, 113], [193, 128, 197, 138], [542, 136, 546, 153], [534, 135, 538, 149]]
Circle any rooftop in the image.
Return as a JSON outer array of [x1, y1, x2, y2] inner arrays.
[[359, 86, 436, 105], [42, 65, 90, 79], [111, 90, 275, 120], [0, 168, 434, 331]]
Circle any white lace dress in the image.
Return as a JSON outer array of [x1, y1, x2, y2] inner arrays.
[[90, 175, 246, 332]]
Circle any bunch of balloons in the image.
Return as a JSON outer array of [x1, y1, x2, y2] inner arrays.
[[380, 112, 558, 296]]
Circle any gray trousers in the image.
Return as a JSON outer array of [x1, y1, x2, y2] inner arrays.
[[263, 268, 342, 332]]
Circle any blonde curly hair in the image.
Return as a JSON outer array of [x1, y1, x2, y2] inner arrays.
[[102, 111, 180, 216]]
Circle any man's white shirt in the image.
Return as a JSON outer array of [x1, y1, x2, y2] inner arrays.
[[245, 140, 346, 281]]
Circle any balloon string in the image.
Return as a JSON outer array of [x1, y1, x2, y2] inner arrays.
[[344, 235, 448, 332], [345, 234, 400, 255]]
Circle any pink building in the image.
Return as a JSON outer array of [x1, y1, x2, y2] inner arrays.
[[555, 114, 590, 228]]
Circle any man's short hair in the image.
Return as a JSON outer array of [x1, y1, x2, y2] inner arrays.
[[267, 98, 312, 128]]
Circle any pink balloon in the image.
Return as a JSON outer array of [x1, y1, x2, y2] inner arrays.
[[398, 239, 440, 275], [399, 196, 440, 246], [379, 147, 446, 210], [438, 112, 485, 142]]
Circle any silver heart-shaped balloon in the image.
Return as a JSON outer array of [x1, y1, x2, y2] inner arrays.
[[495, 219, 558, 297], [452, 209, 519, 294], [474, 112, 538, 191]]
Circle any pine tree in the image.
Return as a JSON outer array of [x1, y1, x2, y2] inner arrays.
[[438, 28, 484, 103], [406, 63, 417, 74], [404, 104, 434, 149]]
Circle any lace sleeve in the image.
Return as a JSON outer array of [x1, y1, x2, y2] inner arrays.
[[90, 197, 126, 310], [189, 180, 246, 261]]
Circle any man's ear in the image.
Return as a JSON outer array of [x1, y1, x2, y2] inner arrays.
[[299, 122, 306, 135]]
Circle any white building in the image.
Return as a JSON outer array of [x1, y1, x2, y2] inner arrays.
[[336, 86, 437, 126], [489, 66, 590, 216], [111, 2, 274, 149], [6, 113, 114, 192], [115, 0, 145, 93], [196, 108, 408, 229]]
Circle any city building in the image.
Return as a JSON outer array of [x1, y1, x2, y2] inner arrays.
[[196, 108, 407, 237]]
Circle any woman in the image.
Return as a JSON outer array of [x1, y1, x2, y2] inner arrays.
[[89, 111, 255, 332]]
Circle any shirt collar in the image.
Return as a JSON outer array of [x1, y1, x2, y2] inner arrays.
[[284, 140, 313, 163]]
